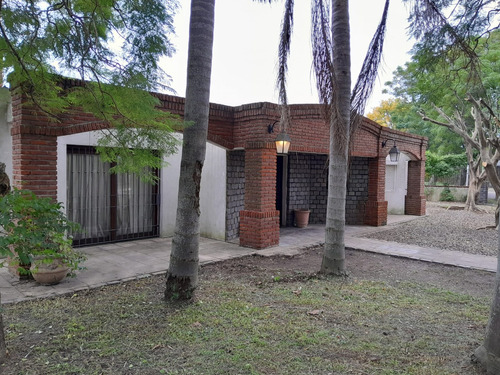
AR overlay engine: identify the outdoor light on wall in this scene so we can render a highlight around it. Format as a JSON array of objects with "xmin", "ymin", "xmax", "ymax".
[
  {"xmin": 275, "ymin": 132, "xmax": 291, "ymax": 155},
  {"xmin": 382, "ymin": 139, "xmax": 400, "ymax": 162},
  {"xmin": 268, "ymin": 121, "xmax": 291, "ymax": 154}
]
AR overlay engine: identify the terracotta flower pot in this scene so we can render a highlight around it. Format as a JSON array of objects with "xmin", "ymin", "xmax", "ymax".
[
  {"xmin": 294, "ymin": 210, "xmax": 310, "ymax": 228},
  {"xmin": 30, "ymin": 259, "xmax": 69, "ymax": 285}
]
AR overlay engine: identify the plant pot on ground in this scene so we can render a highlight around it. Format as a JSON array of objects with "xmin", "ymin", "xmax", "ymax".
[
  {"xmin": 30, "ymin": 258, "xmax": 69, "ymax": 285},
  {"xmin": 294, "ymin": 209, "xmax": 310, "ymax": 228},
  {"xmin": 0, "ymin": 189, "xmax": 85, "ymax": 282}
]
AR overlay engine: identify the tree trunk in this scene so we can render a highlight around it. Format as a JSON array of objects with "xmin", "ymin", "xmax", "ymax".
[
  {"xmin": 475, "ymin": 224, "xmax": 500, "ymax": 373},
  {"xmin": 482, "ymin": 163, "xmax": 500, "ymax": 226},
  {"xmin": 465, "ymin": 168, "xmax": 486, "ymax": 212},
  {"xmin": 164, "ymin": 0, "xmax": 215, "ymax": 300},
  {"xmin": 0, "ymin": 293, "xmax": 6, "ymax": 364},
  {"xmin": 320, "ymin": 0, "xmax": 350, "ymax": 275},
  {"xmin": 463, "ymin": 141, "xmax": 482, "ymax": 211}
]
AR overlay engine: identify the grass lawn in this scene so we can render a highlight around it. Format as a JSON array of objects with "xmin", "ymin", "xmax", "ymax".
[{"xmin": 1, "ymin": 248, "xmax": 492, "ymax": 374}]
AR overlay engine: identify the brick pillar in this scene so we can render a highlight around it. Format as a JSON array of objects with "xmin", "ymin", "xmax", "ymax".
[
  {"xmin": 239, "ymin": 142, "xmax": 280, "ymax": 249},
  {"xmin": 11, "ymin": 132, "xmax": 58, "ymax": 199},
  {"xmin": 364, "ymin": 156, "xmax": 388, "ymax": 226},
  {"xmin": 405, "ymin": 160, "xmax": 426, "ymax": 215}
]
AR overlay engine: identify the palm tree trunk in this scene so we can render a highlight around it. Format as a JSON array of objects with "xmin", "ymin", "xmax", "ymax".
[
  {"xmin": 320, "ymin": 0, "xmax": 350, "ymax": 275},
  {"xmin": 165, "ymin": 0, "xmax": 215, "ymax": 300}
]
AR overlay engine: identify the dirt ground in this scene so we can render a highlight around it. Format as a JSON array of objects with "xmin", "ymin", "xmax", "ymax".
[
  {"xmin": 201, "ymin": 245, "xmax": 496, "ymax": 303},
  {"xmin": 3, "ymin": 204, "xmax": 499, "ymax": 374},
  {"xmin": 2, "ymin": 244, "xmax": 496, "ymax": 374}
]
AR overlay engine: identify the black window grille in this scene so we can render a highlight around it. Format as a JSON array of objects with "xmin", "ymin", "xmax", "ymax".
[{"xmin": 66, "ymin": 145, "xmax": 160, "ymax": 247}]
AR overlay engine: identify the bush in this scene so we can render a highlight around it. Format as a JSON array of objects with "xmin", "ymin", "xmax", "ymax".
[{"xmin": 439, "ymin": 186, "xmax": 455, "ymax": 202}]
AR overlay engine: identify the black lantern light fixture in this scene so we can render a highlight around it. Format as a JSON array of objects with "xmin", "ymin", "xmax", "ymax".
[
  {"xmin": 268, "ymin": 121, "xmax": 291, "ymax": 155},
  {"xmin": 275, "ymin": 132, "xmax": 291, "ymax": 155},
  {"xmin": 382, "ymin": 139, "xmax": 400, "ymax": 162}
]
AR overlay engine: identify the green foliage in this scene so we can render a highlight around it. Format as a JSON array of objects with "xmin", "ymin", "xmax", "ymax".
[
  {"xmin": 0, "ymin": 0, "xmax": 180, "ymax": 181},
  {"xmin": 382, "ymin": 30, "xmax": 500, "ymax": 155},
  {"xmin": 439, "ymin": 186, "xmax": 455, "ymax": 202},
  {"xmin": 425, "ymin": 151, "xmax": 467, "ymax": 180},
  {"xmin": 0, "ymin": 189, "xmax": 85, "ymax": 274}
]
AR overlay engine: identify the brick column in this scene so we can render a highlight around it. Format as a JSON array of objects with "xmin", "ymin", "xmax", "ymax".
[
  {"xmin": 364, "ymin": 156, "xmax": 388, "ymax": 226},
  {"xmin": 405, "ymin": 160, "xmax": 426, "ymax": 215},
  {"xmin": 11, "ymin": 132, "xmax": 58, "ymax": 199},
  {"xmin": 239, "ymin": 142, "xmax": 280, "ymax": 249}
]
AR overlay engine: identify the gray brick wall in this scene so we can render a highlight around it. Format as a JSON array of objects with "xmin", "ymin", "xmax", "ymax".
[
  {"xmin": 226, "ymin": 150, "xmax": 245, "ymax": 240},
  {"xmin": 287, "ymin": 154, "xmax": 368, "ymax": 226},
  {"xmin": 226, "ymin": 152, "xmax": 368, "ymax": 236},
  {"xmin": 308, "ymin": 154, "xmax": 328, "ymax": 224},
  {"xmin": 287, "ymin": 153, "xmax": 328, "ymax": 225},
  {"xmin": 345, "ymin": 157, "xmax": 369, "ymax": 225}
]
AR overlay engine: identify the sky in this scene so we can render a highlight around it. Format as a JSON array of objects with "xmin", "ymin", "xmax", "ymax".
[{"xmin": 161, "ymin": 0, "xmax": 416, "ymax": 114}]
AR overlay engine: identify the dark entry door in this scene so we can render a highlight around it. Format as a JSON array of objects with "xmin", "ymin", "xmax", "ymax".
[
  {"xmin": 66, "ymin": 145, "xmax": 160, "ymax": 246},
  {"xmin": 276, "ymin": 155, "xmax": 288, "ymax": 226}
]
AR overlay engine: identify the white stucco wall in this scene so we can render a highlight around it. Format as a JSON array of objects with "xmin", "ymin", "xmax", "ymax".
[
  {"xmin": 199, "ymin": 142, "xmax": 227, "ymax": 240},
  {"xmin": 0, "ymin": 88, "xmax": 13, "ymax": 178},
  {"xmin": 160, "ymin": 139, "xmax": 227, "ymax": 240},
  {"xmin": 57, "ymin": 131, "xmax": 227, "ymax": 241},
  {"xmin": 385, "ymin": 153, "xmax": 410, "ymax": 215}
]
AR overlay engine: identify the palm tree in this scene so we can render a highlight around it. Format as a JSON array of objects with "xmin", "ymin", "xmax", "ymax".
[
  {"xmin": 165, "ymin": 0, "xmax": 274, "ymax": 300},
  {"xmin": 164, "ymin": 0, "xmax": 216, "ymax": 300},
  {"xmin": 277, "ymin": 0, "xmax": 390, "ymax": 275}
]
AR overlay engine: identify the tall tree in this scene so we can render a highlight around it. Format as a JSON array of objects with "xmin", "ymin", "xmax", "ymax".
[
  {"xmin": 476, "ymin": 223, "xmax": 500, "ymax": 374},
  {"xmin": 0, "ymin": 163, "xmax": 8, "ymax": 364},
  {"xmin": 420, "ymin": 104, "xmax": 494, "ymax": 211},
  {"xmin": 164, "ymin": 0, "xmax": 216, "ymax": 300},
  {"xmin": 382, "ymin": 29, "xmax": 500, "ymax": 155},
  {"xmin": 0, "ymin": 0, "xmax": 179, "ymax": 359},
  {"xmin": 399, "ymin": 2, "xmax": 500, "ymax": 370},
  {"xmin": 277, "ymin": 0, "xmax": 390, "ymax": 275},
  {"xmin": 164, "ymin": 0, "xmax": 274, "ymax": 299},
  {"xmin": 321, "ymin": 0, "xmax": 352, "ymax": 275},
  {"xmin": 0, "ymin": 0, "xmax": 180, "ymax": 181},
  {"xmin": 366, "ymin": 98, "xmax": 401, "ymax": 128}
]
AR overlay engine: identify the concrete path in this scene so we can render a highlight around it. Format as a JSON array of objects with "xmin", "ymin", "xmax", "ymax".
[{"xmin": 1, "ymin": 215, "xmax": 497, "ymax": 304}]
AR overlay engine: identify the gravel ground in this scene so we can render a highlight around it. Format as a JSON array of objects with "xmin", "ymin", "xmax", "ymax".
[{"xmin": 363, "ymin": 201, "xmax": 498, "ymax": 256}]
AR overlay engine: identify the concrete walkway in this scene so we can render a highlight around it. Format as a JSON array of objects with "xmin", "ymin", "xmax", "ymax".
[{"xmin": 1, "ymin": 215, "xmax": 497, "ymax": 304}]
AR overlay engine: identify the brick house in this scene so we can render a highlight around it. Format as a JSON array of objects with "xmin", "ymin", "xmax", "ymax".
[{"xmin": 0, "ymin": 86, "xmax": 427, "ymax": 250}]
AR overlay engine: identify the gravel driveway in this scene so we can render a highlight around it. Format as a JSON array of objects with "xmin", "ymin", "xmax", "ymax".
[{"xmin": 363, "ymin": 201, "xmax": 498, "ymax": 257}]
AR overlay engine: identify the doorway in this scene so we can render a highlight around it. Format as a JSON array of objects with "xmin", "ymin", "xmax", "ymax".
[{"xmin": 276, "ymin": 155, "xmax": 288, "ymax": 226}]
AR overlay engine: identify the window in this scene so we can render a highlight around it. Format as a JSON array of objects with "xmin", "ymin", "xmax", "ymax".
[{"xmin": 67, "ymin": 145, "xmax": 160, "ymax": 246}]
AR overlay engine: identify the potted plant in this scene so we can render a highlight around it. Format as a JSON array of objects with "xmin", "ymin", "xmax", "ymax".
[{"xmin": 0, "ymin": 189, "xmax": 85, "ymax": 284}]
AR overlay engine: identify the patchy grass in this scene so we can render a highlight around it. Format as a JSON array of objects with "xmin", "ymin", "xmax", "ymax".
[{"xmin": 1, "ymin": 250, "xmax": 491, "ymax": 375}]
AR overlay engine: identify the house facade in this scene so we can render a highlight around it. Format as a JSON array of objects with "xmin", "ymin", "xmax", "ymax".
[{"xmin": 0, "ymin": 86, "xmax": 427, "ymax": 249}]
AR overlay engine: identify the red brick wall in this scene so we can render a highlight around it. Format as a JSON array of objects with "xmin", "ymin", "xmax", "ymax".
[
  {"xmin": 10, "ymin": 85, "xmax": 427, "ymax": 245},
  {"xmin": 365, "ymin": 157, "xmax": 388, "ymax": 226},
  {"xmin": 406, "ymin": 160, "xmax": 426, "ymax": 215},
  {"xmin": 239, "ymin": 142, "xmax": 280, "ymax": 249},
  {"xmin": 239, "ymin": 211, "xmax": 280, "ymax": 249},
  {"xmin": 11, "ymin": 133, "xmax": 58, "ymax": 198}
]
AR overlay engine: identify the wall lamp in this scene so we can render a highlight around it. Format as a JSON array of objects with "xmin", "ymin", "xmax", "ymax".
[
  {"xmin": 382, "ymin": 139, "xmax": 400, "ymax": 162},
  {"xmin": 268, "ymin": 121, "xmax": 291, "ymax": 155}
]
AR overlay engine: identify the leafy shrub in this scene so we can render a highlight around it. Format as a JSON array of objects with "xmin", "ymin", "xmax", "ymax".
[{"xmin": 439, "ymin": 186, "xmax": 455, "ymax": 202}]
